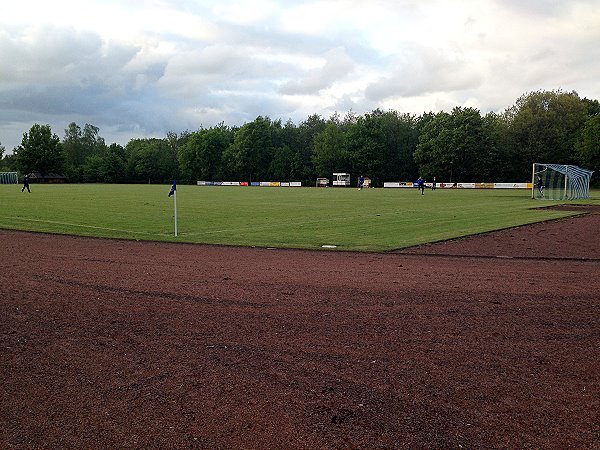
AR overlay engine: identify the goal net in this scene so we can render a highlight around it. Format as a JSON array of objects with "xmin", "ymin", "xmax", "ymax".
[
  {"xmin": 0, "ymin": 172, "xmax": 18, "ymax": 184},
  {"xmin": 532, "ymin": 163, "xmax": 594, "ymax": 200}
]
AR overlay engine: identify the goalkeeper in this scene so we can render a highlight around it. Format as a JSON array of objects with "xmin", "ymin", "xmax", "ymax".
[{"xmin": 536, "ymin": 176, "xmax": 544, "ymax": 197}]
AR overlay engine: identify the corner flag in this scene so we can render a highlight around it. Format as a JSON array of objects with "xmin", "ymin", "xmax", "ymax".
[{"xmin": 168, "ymin": 179, "xmax": 178, "ymax": 236}]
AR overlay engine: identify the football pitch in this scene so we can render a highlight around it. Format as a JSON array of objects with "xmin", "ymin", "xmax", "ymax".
[{"xmin": 1, "ymin": 183, "xmax": 597, "ymax": 251}]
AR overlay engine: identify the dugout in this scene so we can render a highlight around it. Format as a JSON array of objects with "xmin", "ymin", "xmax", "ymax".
[
  {"xmin": 332, "ymin": 173, "xmax": 350, "ymax": 187},
  {"xmin": 28, "ymin": 172, "xmax": 66, "ymax": 183}
]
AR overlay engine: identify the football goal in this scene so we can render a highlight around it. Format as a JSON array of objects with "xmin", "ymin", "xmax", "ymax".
[
  {"xmin": 0, "ymin": 172, "xmax": 18, "ymax": 184},
  {"xmin": 532, "ymin": 163, "xmax": 594, "ymax": 200}
]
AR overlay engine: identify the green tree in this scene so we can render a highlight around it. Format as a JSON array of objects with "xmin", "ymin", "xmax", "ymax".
[
  {"xmin": 0, "ymin": 141, "xmax": 12, "ymax": 172},
  {"xmin": 269, "ymin": 145, "xmax": 301, "ymax": 181},
  {"xmin": 414, "ymin": 107, "xmax": 487, "ymax": 182},
  {"xmin": 82, "ymin": 155, "xmax": 104, "ymax": 182},
  {"xmin": 223, "ymin": 116, "xmax": 274, "ymax": 182},
  {"xmin": 296, "ymin": 114, "xmax": 327, "ymax": 182},
  {"xmin": 100, "ymin": 144, "xmax": 127, "ymax": 183},
  {"xmin": 15, "ymin": 124, "xmax": 64, "ymax": 178},
  {"xmin": 479, "ymin": 112, "xmax": 513, "ymax": 181},
  {"xmin": 344, "ymin": 110, "xmax": 389, "ymax": 183},
  {"xmin": 1, "ymin": 153, "xmax": 17, "ymax": 172},
  {"xmin": 312, "ymin": 122, "xmax": 349, "ymax": 177},
  {"xmin": 377, "ymin": 110, "xmax": 419, "ymax": 182},
  {"xmin": 268, "ymin": 119, "xmax": 307, "ymax": 181},
  {"xmin": 413, "ymin": 111, "xmax": 453, "ymax": 181},
  {"xmin": 126, "ymin": 138, "xmax": 175, "ymax": 183},
  {"xmin": 178, "ymin": 125, "xmax": 233, "ymax": 182},
  {"xmin": 574, "ymin": 114, "xmax": 600, "ymax": 179},
  {"xmin": 506, "ymin": 90, "xmax": 588, "ymax": 179},
  {"xmin": 62, "ymin": 123, "xmax": 107, "ymax": 181},
  {"xmin": 582, "ymin": 97, "xmax": 600, "ymax": 116}
]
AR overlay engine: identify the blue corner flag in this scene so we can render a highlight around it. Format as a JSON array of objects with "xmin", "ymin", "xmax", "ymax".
[{"xmin": 168, "ymin": 179, "xmax": 178, "ymax": 237}]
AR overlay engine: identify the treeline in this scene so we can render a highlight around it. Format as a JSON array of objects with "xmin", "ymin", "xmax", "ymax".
[{"xmin": 2, "ymin": 90, "xmax": 599, "ymax": 186}]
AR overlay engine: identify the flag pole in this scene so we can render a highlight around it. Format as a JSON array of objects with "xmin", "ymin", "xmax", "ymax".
[
  {"xmin": 174, "ymin": 187, "xmax": 178, "ymax": 237},
  {"xmin": 169, "ymin": 179, "xmax": 178, "ymax": 237}
]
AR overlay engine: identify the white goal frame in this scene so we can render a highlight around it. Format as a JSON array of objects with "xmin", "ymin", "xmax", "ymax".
[
  {"xmin": 531, "ymin": 163, "xmax": 594, "ymax": 200},
  {"xmin": 0, "ymin": 172, "xmax": 18, "ymax": 184}
]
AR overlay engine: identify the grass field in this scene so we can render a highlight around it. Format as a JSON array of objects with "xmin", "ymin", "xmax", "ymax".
[{"xmin": 1, "ymin": 183, "xmax": 598, "ymax": 251}]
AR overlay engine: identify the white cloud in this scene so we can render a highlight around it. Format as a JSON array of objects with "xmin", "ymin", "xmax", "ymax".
[
  {"xmin": 279, "ymin": 47, "xmax": 355, "ymax": 95},
  {"xmin": 1, "ymin": 0, "xmax": 599, "ymax": 152}
]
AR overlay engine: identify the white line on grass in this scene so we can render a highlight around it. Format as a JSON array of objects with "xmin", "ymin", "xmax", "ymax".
[{"xmin": 5, "ymin": 217, "xmax": 169, "ymax": 237}]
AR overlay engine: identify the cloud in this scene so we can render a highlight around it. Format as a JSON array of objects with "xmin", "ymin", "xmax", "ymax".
[
  {"xmin": 493, "ymin": 0, "xmax": 596, "ymax": 17},
  {"xmin": 1, "ymin": 0, "xmax": 600, "ymax": 152},
  {"xmin": 279, "ymin": 47, "xmax": 355, "ymax": 95},
  {"xmin": 364, "ymin": 45, "xmax": 483, "ymax": 101}
]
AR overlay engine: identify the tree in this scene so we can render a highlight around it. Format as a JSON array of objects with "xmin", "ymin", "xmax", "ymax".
[
  {"xmin": 0, "ymin": 141, "xmax": 11, "ymax": 172},
  {"xmin": 1, "ymin": 141, "xmax": 17, "ymax": 171},
  {"xmin": 582, "ymin": 97, "xmax": 600, "ymax": 116},
  {"xmin": 345, "ymin": 110, "xmax": 388, "ymax": 183},
  {"xmin": 269, "ymin": 145, "xmax": 300, "ymax": 181},
  {"xmin": 223, "ymin": 116, "xmax": 274, "ymax": 182},
  {"xmin": 414, "ymin": 107, "xmax": 488, "ymax": 182},
  {"xmin": 100, "ymin": 144, "xmax": 127, "ymax": 183},
  {"xmin": 376, "ymin": 110, "xmax": 419, "ymax": 181},
  {"xmin": 126, "ymin": 138, "xmax": 175, "ymax": 183},
  {"xmin": 15, "ymin": 124, "xmax": 64, "ymax": 178},
  {"xmin": 178, "ymin": 125, "xmax": 233, "ymax": 182},
  {"xmin": 574, "ymin": 114, "xmax": 600, "ymax": 180},
  {"xmin": 506, "ymin": 90, "xmax": 588, "ymax": 179},
  {"xmin": 479, "ymin": 112, "xmax": 513, "ymax": 181},
  {"xmin": 63, "ymin": 122, "xmax": 107, "ymax": 182},
  {"xmin": 296, "ymin": 114, "xmax": 327, "ymax": 182},
  {"xmin": 275, "ymin": 119, "xmax": 305, "ymax": 181},
  {"xmin": 312, "ymin": 122, "xmax": 349, "ymax": 177},
  {"xmin": 81, "ymin": 124, "xmax": 106, "ymax": 157},
  {"xmin": 413, "ymin": 111, "xmax": 453, "ymax": 181},
  {"xmin": 83, "ymin": 155, "xmax": 104, "ymax": 182}
]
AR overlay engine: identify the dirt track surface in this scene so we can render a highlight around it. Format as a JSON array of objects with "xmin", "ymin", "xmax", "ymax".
[{"xmin": 2, "ymin": 207, "xmax": 600, "ymax": 449}]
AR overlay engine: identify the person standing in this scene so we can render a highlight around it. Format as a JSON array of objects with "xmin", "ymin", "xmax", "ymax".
[
  {"xmin": 21, "ymin": 174, "xmax": 30, "ymax": 193},
  {"xmin": 417, "ymin": 176, "xmax": 425, "ymax": 195},
  {"xmin": 358, "ymin": 175, "xmax": 364, "ymax": 190},
  {"xmin": 431, "ymin": 176, "xmax": 436, "ymax": 191},
  {"xmin": 536, "ymin": 176, "xmax": 544, "ymax": 197}
]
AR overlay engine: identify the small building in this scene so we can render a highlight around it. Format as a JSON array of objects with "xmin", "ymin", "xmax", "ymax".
[
  {"xmin": 28, "ymin": 172, "xmax": 67, "ymax": 183},
  {"xmin": 332, "ymin": 173, "xmax": 350, "ymax": 187}
]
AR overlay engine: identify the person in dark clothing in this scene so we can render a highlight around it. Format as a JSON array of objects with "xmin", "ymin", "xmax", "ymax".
[
  {"xmin": 536, "ymin": 176, "xmax": 544, "ymax": 197},
  {"xmin": 416, "ymin": 177, "xmax": 425, "ymax": 195},
  {"xmin": 431, "ymin": 176, "xmax": 436, "ymax": 190},
  {"xmin": 21, "ymin": 175, "xmax": 30, "ymax": 193}
]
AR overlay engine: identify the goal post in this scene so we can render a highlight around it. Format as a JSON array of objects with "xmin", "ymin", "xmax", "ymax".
[
  {"xmin": 532, "ymin": 163, "xmax": 594, "ymax": 200},
  {"xmin": 0, "ymin": 172, "xmax": 18, "ymax": 184}
]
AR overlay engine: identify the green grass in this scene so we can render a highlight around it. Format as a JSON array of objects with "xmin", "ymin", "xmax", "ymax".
[{"xmin": 1, "ymin": 183, "xmax": 598, "ymax": 251}]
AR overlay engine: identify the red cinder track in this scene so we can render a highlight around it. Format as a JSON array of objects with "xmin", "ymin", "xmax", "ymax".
[{"xmin": 2, "ymin": 207, "xmax": 599, "ymax": 449}]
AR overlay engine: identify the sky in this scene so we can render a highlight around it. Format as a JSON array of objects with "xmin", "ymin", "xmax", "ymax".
[{"xmin": 1, "ymin": 0, "xmax": 599, "ymax": 152}]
